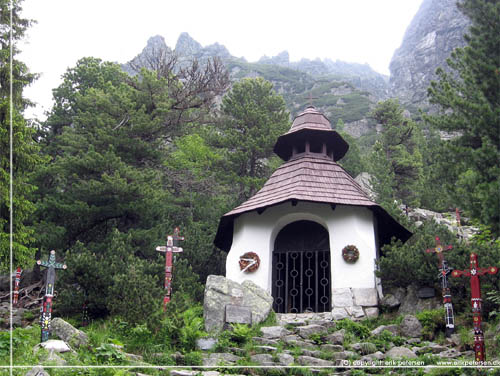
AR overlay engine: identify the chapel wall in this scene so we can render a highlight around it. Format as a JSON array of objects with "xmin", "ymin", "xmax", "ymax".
[{"xmin": 225, "ymin": 202, "xmax": 380, "ymax": 320}]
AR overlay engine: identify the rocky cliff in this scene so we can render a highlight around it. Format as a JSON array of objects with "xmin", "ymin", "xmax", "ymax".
[
  {"xmin": 123, "ymin": 33, "xmax": 381, "ymax": 133},
  {"xmin": 389, "ymin": 0, "xmax": 470, "ymax": 108}
]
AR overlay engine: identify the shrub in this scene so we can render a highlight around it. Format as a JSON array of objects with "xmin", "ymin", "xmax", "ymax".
[
  {"xmin": 94, "ymin": 343, "xmax": 127, "ymax": 364},
  {"xmin": 229, "ymin": 323, "xmax": 253, "ymax": 344},
  {"xmin": 335, "ymin": 319, "xmax": 371, "ymax": 339},
  {"xmin": 416, "ymin": 308, "xmax": 446, "ymax": 340},
  {"xmin": 182, "ymin": 351, "xmax": 203, "ymax": 366},
  {"xmin": 378, "ymin": 221, "xmax": 500, "ymax": 318}
]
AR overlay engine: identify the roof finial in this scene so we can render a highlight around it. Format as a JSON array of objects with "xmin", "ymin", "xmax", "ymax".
[{"xmin": 306, "ymin": 92, "xmax": 319, "ymax": 107}]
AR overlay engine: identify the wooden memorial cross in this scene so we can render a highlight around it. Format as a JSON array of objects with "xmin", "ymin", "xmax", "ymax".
[
  {"xmin": 37, "ymin": 250, "xmax": 67, "ymax": 342},
  {"xmin": 13, "ymin": 267, "xmax": 22, "ymax": 306},
  {"xmin": 425, "ymin": 236, "xmax": 455, "ymax": 336},
  {"xmin": 425, "ymin": 236, "xmax": 453, "ymax": 268},
  {"xmin": 438, "ymin": 260, "xmax": 455, "ymax": 336},
  {"xmin": 156, "ymin": 227, "xmax": 184, "ymax": 310},
  {"xmin": 452, "ymin": 253, "xmax": 498, "ymax": 362}
]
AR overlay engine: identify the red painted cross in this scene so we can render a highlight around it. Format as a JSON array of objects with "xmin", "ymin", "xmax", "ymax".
[
  {"xmin": 425, "ymin": 236, "xmax": 453, "ymax": 268},
  {"xmin": 452, "ymin": 253, "xmax": 498, "ymax": 362},
  {"xmin": 156, "ymin": 227, "xmax": 184, "ymax": 310}
]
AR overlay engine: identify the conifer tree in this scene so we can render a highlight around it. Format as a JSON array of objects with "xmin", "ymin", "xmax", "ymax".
[
  {"xmin": 218, "ymin": 78, "xmax": 289, "ymax": 201},
  {"xmin": 368, "ymin": 99, "xmax": 423, "ymax": 207},
  {"xmin": 425, "ymin": 0, "xmax": 499, "ymax": 232},
  {"xmin": 0, "ymin": 0, "xmax": 43, "ymax": 270}
]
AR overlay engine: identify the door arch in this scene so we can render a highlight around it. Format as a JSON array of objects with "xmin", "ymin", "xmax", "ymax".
[{"xmin": 272, "ymin": 220, "xmax": 331, "ymax": 313}]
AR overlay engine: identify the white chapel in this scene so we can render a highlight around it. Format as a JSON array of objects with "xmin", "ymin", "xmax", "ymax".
[{"xmin": 214, "ymin": 106, "xmax": 411, "ymax": 318}]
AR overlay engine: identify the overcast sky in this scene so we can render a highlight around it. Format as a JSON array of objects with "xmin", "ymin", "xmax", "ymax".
[{"xmin": 19, "ymin": 0, "xmax": 423, "ymax": 120}]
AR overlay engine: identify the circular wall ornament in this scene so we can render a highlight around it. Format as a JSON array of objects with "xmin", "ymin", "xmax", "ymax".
[
  {"xmin": 342, "ymin": 245, "xmax": 359, "ymax": 263},
  {"xmin": 239, "ymin": 252, "xmax": 260, "ymax": 273}
]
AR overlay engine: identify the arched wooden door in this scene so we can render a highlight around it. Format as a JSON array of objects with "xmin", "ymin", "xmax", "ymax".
[{"xmin": 272, "ymin": 220, "xmax": 331, "ymax": 313}]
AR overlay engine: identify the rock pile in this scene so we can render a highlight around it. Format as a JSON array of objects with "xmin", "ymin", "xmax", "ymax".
[{"xmin": 192, "ymin": 313, "xmax": 479, "ymax": 369}]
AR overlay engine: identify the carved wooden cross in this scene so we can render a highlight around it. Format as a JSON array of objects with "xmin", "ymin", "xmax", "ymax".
[
  {"xmin": 13, "ymin": 267, "xmax": 22, "ymax": 306},
  {"xmin": 425, "ymin": 236, "xmax": 453, "ymax": 268},
  {"xmin": 37, "ymin": 250, "xmax": 67, "ymax": 342},
  {"xmin": 452, "ymin": 253, "xmax": 498, "ymax": 362},
  {"xmin": 425, "ymin": 236, "xmax": 454, "ymax": 335},
  {"xmin": 438, "ymin": 260, "xmax": 455, "ymax": 336},
  {"xmin": 156, "ymin": 227, "xmax": 184, "ymax": 310}
]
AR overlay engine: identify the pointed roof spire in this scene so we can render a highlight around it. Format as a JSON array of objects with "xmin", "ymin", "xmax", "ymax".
[{"xmin": 273, "ymin": 106, "xmax": 349, "ymax": 161}]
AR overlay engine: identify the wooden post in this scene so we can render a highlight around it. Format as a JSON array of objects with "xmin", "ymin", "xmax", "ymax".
[
  {"xmin": 156, "ymin": 227, "xmax": 184, "ymax": 310},
  {"xmin": 452, "ymin": 253, "xmax": 498, "ymax": 362},
  {"xmin": 425, "ymin": 236, "xmax": 455, "ymax": 336},
  {"xmin": 37, "ymin": 250, "xmax": 67, "ymax": 342},
  {"xmin": 13, "ymin": 267, "xmax": 21, "ymax": 307}
]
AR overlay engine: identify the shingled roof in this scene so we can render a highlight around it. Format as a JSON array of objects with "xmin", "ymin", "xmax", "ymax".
[
  {"xmin": 214, "ymin": 154, "xmax": 411, "ymax": 251},
  {"xmin": 214, "ymin": 107, "xmax": 412, "ymax": 251},
  {"xmin": 274, "ymin": 106, "xmax": 349, "ymax": 161}
]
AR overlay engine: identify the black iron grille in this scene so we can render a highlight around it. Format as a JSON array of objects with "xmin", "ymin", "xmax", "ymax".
[{"xmin": 272, "ymin": 249, "xmax": 331, "ymax": 313}]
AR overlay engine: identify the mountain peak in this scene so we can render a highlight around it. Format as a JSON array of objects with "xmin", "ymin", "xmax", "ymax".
[
  {"xmin": 258, "ymin": 51, "xmax": 290, "ymax": 65},
  {"xmin": 175, "ymin": 32, "xmax": 203, "ymax": 55}
]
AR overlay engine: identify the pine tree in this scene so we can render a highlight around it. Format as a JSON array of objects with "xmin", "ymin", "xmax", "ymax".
[
  {"xmin": 425, "ymin": 0, "xmax": 500, "ymax": 232},
  {"xmin": 218, "ymin": 78, "xmax": 289, "ymax": 201},
  {"xmin": 0, "ymin": 0, "xmax": 43, "ymax": 270},
  {"xmin": 368, "ymin": 99, "xmax": 423, "ymax": 207}
]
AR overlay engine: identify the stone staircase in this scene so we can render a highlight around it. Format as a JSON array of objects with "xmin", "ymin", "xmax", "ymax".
[{"xmin": 189, "ymin": 313, "xmax": 481, "ymax": 373}]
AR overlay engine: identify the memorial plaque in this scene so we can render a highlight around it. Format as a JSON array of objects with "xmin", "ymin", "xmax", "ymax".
[
  {"xmin": 225, "ymin": 304, "xmax": 252, "ymax": 325},
  {"xmin": 417, "ymin": 287, "xmax": 436, "ymax": 299}
]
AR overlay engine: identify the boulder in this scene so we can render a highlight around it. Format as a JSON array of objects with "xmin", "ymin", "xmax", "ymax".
[
  {"xmin": 371, "ymin": 324, "xmax": 399, "ymax": 336},
  {"xmin": 385, "ymin": 346, "xmax": 417, "ymax": 359},
  {"xmin": 351, "ymin": 342, "xmax": 378, "ymax": 355},
  {"xmin": 364, "ymin": 307, "xmax": 379, "ymax": 319},
  {"xmin": 0, "ymin": 303, "xmax": 25, "ymax": 329},
  {"xmin": 326, "ymin": 329, "xmax": 345, "ymax": 345},
  {"xmin": 438, "ymin": 348, "xmax": 461, "ymax": 358},
  {"xmin": 320, "ymin": 344, "xmax": 343, "ymax": 352},
  {"xmin": 308, "ymin": 319, "xmax": 336, "ymax": 329},
  {"xmin": 25, "ymin": 367, "xmax": 50, "ymax": 376},
  {"xmin": 202, "ymin": 352, "xmax": 242, "ymax": 366},
  {"xmin": 42, "ymin": 350, "xmax": 67, "ymax": 366},
  {"xmin": 399, "ymin": 315, "xmax": 422, "ymax": 338},
  {"xmin": 282, "ymin": 337, "xmax": 318, "ymax": 350},
  {"xmin": 296, "ymin": 324, "xmax": 327, "ymax": 339},
  {"xmin": 250, "ymin": 353, "xmax": 274, "ymax": 365},
  {"xmin": 252, "ymin": 337, "xmax": 279, "ymax": 346},
  {"xmin": 345, "ymin": 305, "xmax": 365, "ymax": 319},
  {"xmin": 203, "ymin": 275, "xmax": 273, "ymax": 332},
  {"xmin": 277, "ymin": 353, "xmax": 294, "ymax": 365},
  {"xmin": 196, "ymin": 337, "xmax": 218, "ymax": 351},
  {"xmin": 331, "ymin": 307, "xmax": 349, "ymax": 320},
  {"xmin": 260, "ymin": 326, "xmax": 291, "ymax": 339},
  {"xmin": 38, "ymin": 339, "xmax": 71, "ymax": 353},
  {"xmin": 297, "ymin": 355, "xmax": 335, "ymax": 366},
  {"xmin": 50, "ymin": 317, "xmax": 89, "ymax": 348},
  {"xmin": 380, "ymin": 294, "xmax": 400, "ymax": 309}
]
